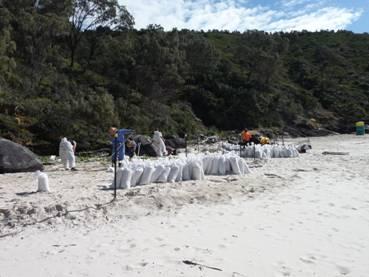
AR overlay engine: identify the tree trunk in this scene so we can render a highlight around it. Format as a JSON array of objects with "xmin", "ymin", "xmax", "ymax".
[{"xmin": 70, "ymin": 47, "xmax": 75, "ymax": 68}]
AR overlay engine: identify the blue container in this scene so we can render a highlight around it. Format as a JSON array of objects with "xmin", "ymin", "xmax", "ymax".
[
  {"xmin": 356, "ymin": 126, "xmax": 365, "ymax": 135},
  {"xmin": 356, "ymin": 121, "xmax": 365, "ymax": 135}
]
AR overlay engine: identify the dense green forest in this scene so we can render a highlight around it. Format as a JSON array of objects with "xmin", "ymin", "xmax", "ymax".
[{"xmin": 1, "ymin": 0, "xmax": 369, "ymax": 153}]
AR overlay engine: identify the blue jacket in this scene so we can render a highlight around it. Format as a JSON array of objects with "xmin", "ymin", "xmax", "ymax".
[{"xmin": 112, "ymin": 129, "xmax": 132, "ymax": 161}]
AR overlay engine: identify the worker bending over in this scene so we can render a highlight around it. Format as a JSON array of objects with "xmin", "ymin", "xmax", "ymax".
[
  {"xmin": 240, "ymin": 128, "xmax": 253, "ymax": 145},
  {"xmin": 109, "ymin": 127, "xmax": 133, "ymax": 165},
  {"xmin": 125, "ymin": 137, "xmax": 137, "ymax": 160}
]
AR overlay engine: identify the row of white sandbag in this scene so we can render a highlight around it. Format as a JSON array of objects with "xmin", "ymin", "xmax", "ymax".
[
  {"xmin": 240, "ymin": 144, "xmax": 299, "ymax": 159},
  {"xmin": 202, "ymin": 154, "xmax": 250, "ymax": 175},
  {"xmin": 114, "ymin": 153, "xmax": 250, "ymax": 189},
  {"xmin": 222, "ymin": 143, "xmax": 299, "ymax": 159}
]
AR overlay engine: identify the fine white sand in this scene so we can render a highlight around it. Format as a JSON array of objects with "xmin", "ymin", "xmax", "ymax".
[{"xmin": 1, "ymin": 134, "xmax": 369, "ymax": 276}]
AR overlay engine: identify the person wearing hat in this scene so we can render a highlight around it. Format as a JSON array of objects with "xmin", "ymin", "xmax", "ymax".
[{"xmin": 109, "ymin": 127, "xmax": 133, "ymax": 165}]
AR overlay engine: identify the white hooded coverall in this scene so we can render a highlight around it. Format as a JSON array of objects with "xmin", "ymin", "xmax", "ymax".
[
  {"xmin": 152, "ymin": 131, "xmax": 167, "ymax": 157},
  {"xmin": 59, "ymin": 138, "xmax": 76, "ymax": 169}
]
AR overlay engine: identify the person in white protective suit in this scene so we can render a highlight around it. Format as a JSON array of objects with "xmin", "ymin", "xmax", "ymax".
[
  {"xmin": 59, "ymin": 137, "xmax": 77, "ymax": 171},
  {"xmin": 152, "ymin": 130, "xmax": 167, "ymax": 157}
]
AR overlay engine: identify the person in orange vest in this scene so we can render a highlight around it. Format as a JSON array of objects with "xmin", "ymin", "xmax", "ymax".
[{"xmin": 241, "ymin": 128, "xmax": 253, "ymax": 144}]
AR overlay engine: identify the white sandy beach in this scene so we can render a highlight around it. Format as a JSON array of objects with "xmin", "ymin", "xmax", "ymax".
[{"xmin": 1, "ymin": 134, "xmax": 369, "ymax": 276}]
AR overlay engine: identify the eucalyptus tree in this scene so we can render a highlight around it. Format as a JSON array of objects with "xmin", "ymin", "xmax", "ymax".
[{"xmin": 67, "ymin": 0, "xmax": 134, "ymax": 67}]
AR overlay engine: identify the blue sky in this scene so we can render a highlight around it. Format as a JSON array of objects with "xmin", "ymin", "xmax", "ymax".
[{"xmin": 121, "ymin": 0, "xmax": 369, "ymax": 33}]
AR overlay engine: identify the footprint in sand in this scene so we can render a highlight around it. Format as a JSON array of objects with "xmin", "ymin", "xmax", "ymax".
[
  {"xmin": 275, "ymin": 267, "xmax": 291, "ymax": 277},
  {"xmin": 193, "ymin": 247, "xmax": 212, "ymax": 254},
  {"xmin": 139, "ymin": 262, "xmax": 148, "ymax": 267},
  {"xmin": 118, "ymin": 247, "xmax": 129, "ymax": 253},
  {"xmin": 125, "ymin": 265, "xmax": 134, "ymax": 271},
  {"xmin": 336, "ymin": 265, "xmax": 351, "ymax": 275},
  {"xmin": 299, "ymin": 255, "xmax": 316, "ymax": 264},
  {"xmin": 274, "ymin": 261, "xmax": 292, "ymax": 277},
  {"xmin": 332, "ymin": 227, "xmax": 339, "ymax": 232}
]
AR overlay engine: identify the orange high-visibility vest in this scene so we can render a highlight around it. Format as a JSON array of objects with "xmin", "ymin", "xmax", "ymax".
[{"xmin": 241, "ymin": 131, "xmax": 252, "ymax": 142}]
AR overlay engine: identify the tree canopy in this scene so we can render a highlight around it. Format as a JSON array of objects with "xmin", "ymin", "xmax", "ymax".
[{"xmin": 1, "ymin": 1, "xmax": 369, "ymax": 153}]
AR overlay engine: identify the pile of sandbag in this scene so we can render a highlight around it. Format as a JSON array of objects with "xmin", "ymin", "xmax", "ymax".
[
  {"xmin": 202, "ymin": 153, "xmax": 250, "ymax": 175},
  {"xmin": 113, "ymin": 153, "xmax": 250, "ymax": 189},
  {"xmin": 222, "ymin": 143, "xmax": 299, "ymax": 159}
]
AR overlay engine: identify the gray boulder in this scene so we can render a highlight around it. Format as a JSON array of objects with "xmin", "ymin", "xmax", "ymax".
[
  {"xmin": 133, "ymin": 135, "xmax": 157, "ymax": 157},
  {"xmin": 164, "ymin": 136, "xmax": 186, "ymax": 149},
  {"xmin": 0, "ymin": 138, "xmax": 44, "ymax": 174},
  {"xmin": 204, "ymin": 135, "xmax": 219, "ymax": 144}
]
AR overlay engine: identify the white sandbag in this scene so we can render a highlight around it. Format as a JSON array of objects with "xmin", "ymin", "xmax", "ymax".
[
  {"xmin": 200, "ymin": 162, "xmax": 205, "ymax": 179},
  {"xmin": 120, "ymin": 159, "xmax": 129, "ymax": 168},
  {"xmin": 168, "ymin": 164, "xmax": 180, "ymax": 183},
  {"xmin": 202, "ymin": 156, "xmax": 212, "ymax": 174},
  {"xmin": 111, "ymin": 167, "xmax": 124, "ymax": 188},
  {"xmin": 120, "ymin": 167, "xmax": 133, "ymax": 189},
  {"xmin": 182, "ymin": 163, "xmax": 191, "ymax": 181},
  {"xmin": 237, "ymin": 158, "xmax": 251, "ymax": 175},
  {"xmin": 281, "ymin": 147, "xmax": 288, "ymax": 158},
  {"xmin": 130, "ymin": 167, "xmax": 144, "ymax": 187},
  {"xmin": 157, "ymin": 166, "xmax": 171, "ymax": 183},
  {"xmin": 265, "ymin": 147, "xmax": 272, "ymax": 159},
  {"xmin": 210, "ymin": 157, "xmax": 219, "ymax": 175},
  {"xmin": 224, "ymin": 157, "xmax": 231, "ymax": 174},
  {"xmin": 191, "ymin": 161, "xmax": 204, "ymax": 180},
  {"xmin": 224, "ymin": 142, "xmax": 300, "ymax": 159},
  {"xmin": 218, "ymin": 156, "xmax": 226, "ymax": 175},
  {"xmin": 246, "ymin": 147, "xmax": 253, "ymax": 158},
  {"xmin": 230, "ymin": 156, "xmax": 241, "ymax": 174},
  {"xmin": 139, "ymin": 166, "xmax": 154, "ymax": 185},
  {"xmin": 272, "ymin": 146, "xmax": 280, "ymax": 158},
  {"xmin": 151, "ymin": 165, "xmax": 165, "ymax": 183},
  {"xmin": 35, "ymin": 171, "xmax": 49, "ymax": 192},
  {"xmin": 284, "ymin": 149, "xmax": 290, "ymax": 157},
  {"xmin": 175, "ymin": 163, "xmax": 183, "ymax": 182},
  {"xmin": 255, "ymin": 147, "xmax": 263, "ymax": 159},
  {"xmin": 236, "ymin": 157, "xmax": 244, "ymax": 175},
  {"xmin": 261, "ymin": 148, "xmax": 267, "ymax": 159},
  {"xmin": 292, "ymin": 147, "xmax": 299, "ymax": 157}
]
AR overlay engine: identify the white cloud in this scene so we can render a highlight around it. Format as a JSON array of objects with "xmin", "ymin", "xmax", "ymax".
[
  {"xmin": 120, "ymin": 0, "xmax": 362, "ymax": 32},
  {"xmin": 280, "ymin": 0, "xmax": 314, "ymax": 8},
  {"xmin": 269, "ymin": 7, "xmax": 363, "ymax": 32}
]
